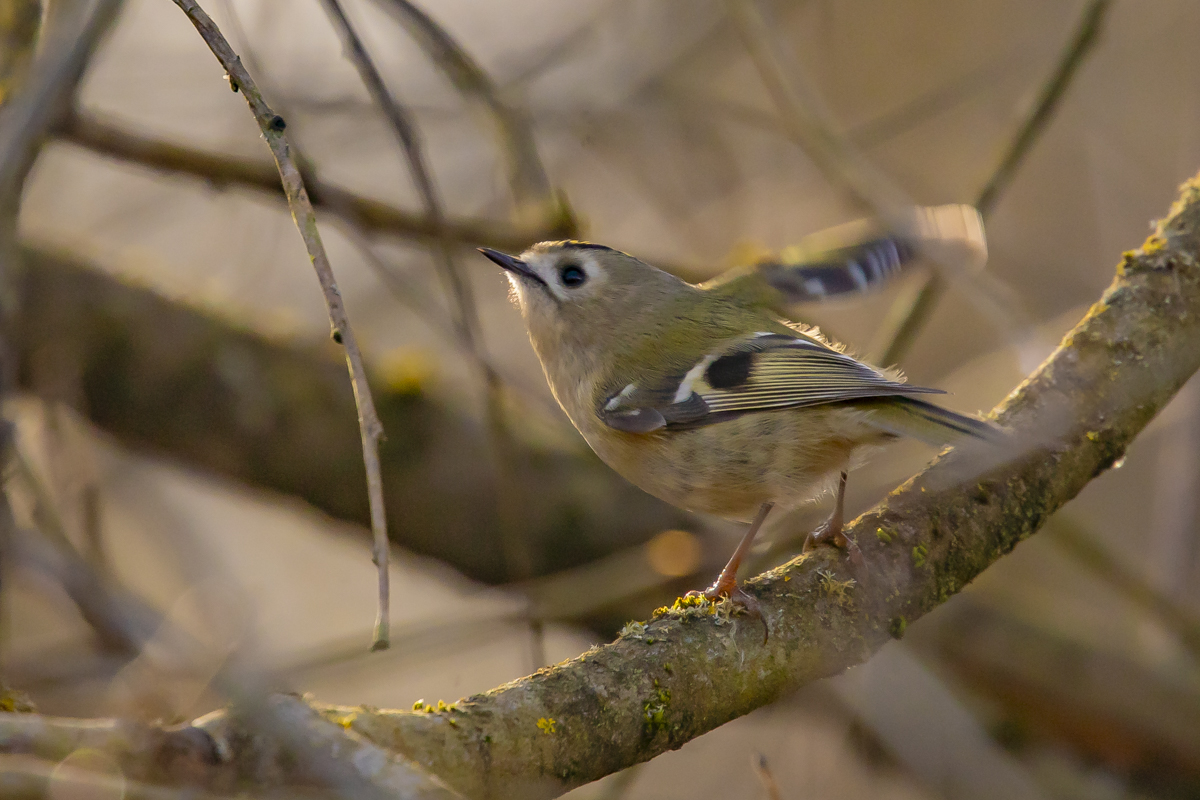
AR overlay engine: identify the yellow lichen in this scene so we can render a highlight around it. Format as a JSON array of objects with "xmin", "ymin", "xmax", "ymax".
[
  {"xmin": 537, "ymin": 717, "xmax": 557, "ymax": 734},
  {"xmin": 817, "ymin": 568, "xmax": 856, "ymax": 606},
  {"xmin": 619, "ymin": 620, "xmax": 648, "ymax": 637}
]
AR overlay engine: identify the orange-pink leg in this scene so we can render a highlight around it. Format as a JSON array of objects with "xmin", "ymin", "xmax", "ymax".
[{"xmin": 804, "ymin": 471, "xmax": 865, "ymax": 570}]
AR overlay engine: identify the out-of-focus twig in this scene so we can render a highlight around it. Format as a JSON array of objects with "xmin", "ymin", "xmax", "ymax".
[
  {"xmin": 0, "ymin": 0, "xmax": 41, "ymax": 106},
  {"xmin": 724, "ymin": 0, "xmax": 1037, "ymax": 366},
  {"xmin": 0, "ymin": 754, "xmax": 243, "ymax": 800},
  {"xmin": 368, "ymin": 0, "xmax": 554, "ymax": 213},
  {"xmin": 1045, "ymin": 514, "xmax": 1200, "ymax": 661},
  {"xmin": 723, "ymin": 0, "xmax": 910, "ymax": 216},
  {"xmin": 317, "ymin": 0, "xmax": 475, "ymax": 337},
  {"xmin": 9, "ymin": 446, "xmax": 157, "ymax": 654},
  {"xmin": 2, "ymin": 463, "xmax": 455, "ymax": 796},
  {"xmin": 56, "ymin": 112, "xmax": 570, "ymax": 251},
  {"xmin": 317, "ymin": 0, "xmax": 497, "ymax": 392},
  {"xmin": 0, "ymin": 0, "xmax": 124, "ymax": 668},
  {"xmin": 167, "ymin": 0, "xmax": 392, "ymax": 652},
  {"xmin": 751, "ymin": 754, "xmax": 782, "ymax": 800},
  {"xmin": 0, "ymin": 0, "xmax": 124, "ymax": 228},
  {"xmin": 924, "ymin": 597, "xmax": 1200, "ymax": 780},
  {"xmin": 498, "ymin": 0, "xmax": 628, "ymax": 92},
  {"xmin": 874, "ymin": 0, "xmax": 1112, "ymax": 366}
]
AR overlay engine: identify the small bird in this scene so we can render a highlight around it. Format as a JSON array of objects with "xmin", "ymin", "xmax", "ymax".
[{"xmin": 480, "ymin": 205, "xmax": 995, "ymax": 610}]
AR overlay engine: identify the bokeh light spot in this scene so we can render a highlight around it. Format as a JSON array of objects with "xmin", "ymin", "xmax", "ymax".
[{"xmin": 645, "ymin": 529, "xmax": 700, "ymax": 577}]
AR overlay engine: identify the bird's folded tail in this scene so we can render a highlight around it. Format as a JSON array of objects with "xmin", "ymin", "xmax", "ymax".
[{"xmin": 856, "ymin": 396, "xmax": 1000, "ymax": 448}]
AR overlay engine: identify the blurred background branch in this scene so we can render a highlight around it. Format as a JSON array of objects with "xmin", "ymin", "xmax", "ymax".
[
  {"xmin": 873, "ymin": 0, "xmax": 1112, "ymax": 366},
  {"xmin": 57, "ymin": 112, "xmax": 576, "ymax": 252}
]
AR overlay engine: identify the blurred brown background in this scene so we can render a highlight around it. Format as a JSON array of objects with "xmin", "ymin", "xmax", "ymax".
[{"xmin": 5, "ymin": 0, "xmax": 1200, "ymax": 798}]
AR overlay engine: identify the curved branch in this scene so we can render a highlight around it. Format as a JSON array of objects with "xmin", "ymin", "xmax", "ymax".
[
  {"xmin": 167, "ymin": 0, "xmax": 394, "ymax": 649},
  {"xmin": 306, "ymin": 172, "xmax": 1200, "ymax": 797}
]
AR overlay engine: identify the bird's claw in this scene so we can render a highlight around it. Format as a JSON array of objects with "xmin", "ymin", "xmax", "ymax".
[
  {"xmin": 803, "ymin": 524, "xmax": 867, "ymax": 581},
  {"xmin": 685, "ymin": 583, "xmax": 769, "ymax": 643}
]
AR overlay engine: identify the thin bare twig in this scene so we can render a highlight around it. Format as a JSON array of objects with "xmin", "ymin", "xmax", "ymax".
[
  {"xmin": 874, "ymin": 0, "xmax": 1112, "ymax": 366},
  {"xmin": 317, "ymin": 2, "xmax": 539, "ymax": 669},
  {"xmin": 8, "ymin": 444, "xmax": 156, "ymax": 654},
  {"xmin": 724, "ymin": 0, "xmax": 1041, "ymax": 366},
  {"xmin": 319, "ymin": 1, "xmax": 544, "ymax": 671},
  {"xmin": 367, "ymin": 0, "xmax": 554, "ymax": 212},
  {"xmin": 167, "ymin": 0, "xmax": 392, "ymax": 651},
  {"xmin": 0, "ymin": 0, "xmax": 124, "ymax": 222},
  {"xmin": 722, "ymin": 0, "xmax": 1096, "ymax": 373},
  {"xmin": 0, "ymin": 0, "xmax": 125, "ymax": 671},
  {"xmin": 723, "ymin": 0, "xmax": 907, "ymax": 217}
]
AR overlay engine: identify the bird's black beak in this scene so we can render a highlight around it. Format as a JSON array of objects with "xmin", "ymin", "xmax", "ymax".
[{"xmin": 478, "ymin": 248, "xmax": 546, "ymax": 286}]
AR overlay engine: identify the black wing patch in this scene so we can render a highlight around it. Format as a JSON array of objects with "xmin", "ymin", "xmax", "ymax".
[
  {"xmin": 598, "ymin": 334, "xmax": 942, "ymax": 433},
  {"xmin": 705, "ymin": 350, "xmax": 754, "ymax": 389}
]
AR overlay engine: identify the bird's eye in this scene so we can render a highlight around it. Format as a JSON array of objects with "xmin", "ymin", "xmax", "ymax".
[{"xmin": 560, "ymin": 264, "xmax": 587, "ymax": 288}]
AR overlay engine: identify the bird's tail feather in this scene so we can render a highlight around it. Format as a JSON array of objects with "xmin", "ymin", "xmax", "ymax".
[{"xmin": 859, "ymin": 396, "xmax": 999, "ymax": 448}]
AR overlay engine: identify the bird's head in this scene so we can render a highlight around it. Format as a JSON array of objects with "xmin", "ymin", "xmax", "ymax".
[{"xmin": 479, "ymin": 241, "xmax": 684, "ymax": 357}]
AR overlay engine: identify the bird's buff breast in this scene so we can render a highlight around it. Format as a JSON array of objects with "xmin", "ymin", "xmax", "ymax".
[{"xmin": 576, "ymin": 407, "xmax": 873, "ymax": 523}]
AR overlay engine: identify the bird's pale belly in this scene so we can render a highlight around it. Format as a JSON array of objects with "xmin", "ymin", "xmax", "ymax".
[{"xmin": 579, "ymin": 406, "xmax": 890, "ymax": 522}]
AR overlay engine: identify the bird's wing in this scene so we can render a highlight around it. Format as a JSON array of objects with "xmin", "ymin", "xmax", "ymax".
[
  {"xmin": 703, "ymin": 204, "xmax": 986, "ymax": 306},
  {"xmin": 597, "ymin": 333, "xmax": 943, "ymax": 433}
]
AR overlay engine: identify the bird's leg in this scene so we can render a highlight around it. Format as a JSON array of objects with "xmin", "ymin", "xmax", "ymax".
[
  {"xmin": 803, "ymin": 471, "xmax": 865, "ymax": 568},
  {"xmin": 688, "ymin": 501, "xmax": 773, "ymax": 610}
]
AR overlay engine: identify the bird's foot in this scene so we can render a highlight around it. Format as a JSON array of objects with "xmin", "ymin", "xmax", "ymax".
[
  {"xmin": 803, "ymin": 519, "xmax": 867, "ymax": 576},
  {"xmin": 685, "ymin": 580, "xmax": 769, "ymax": 642}
]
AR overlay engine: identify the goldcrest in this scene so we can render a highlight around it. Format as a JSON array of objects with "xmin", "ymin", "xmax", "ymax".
[{"xmin": 480, "ymin": 204, "xmax": 994, "ymax": 606}]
